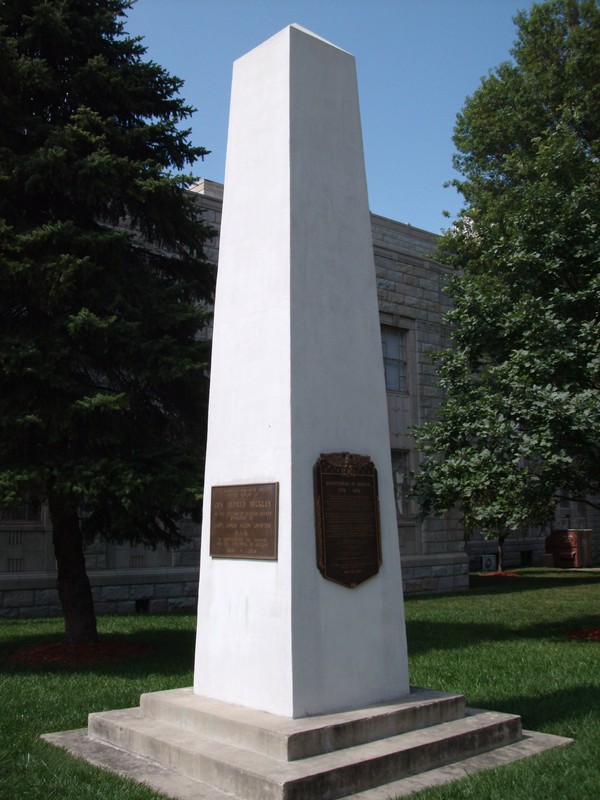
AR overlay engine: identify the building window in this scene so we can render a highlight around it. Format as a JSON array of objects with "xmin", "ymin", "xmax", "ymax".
[
  {"xmin": 391, "ymin": 450, "xmax": 411, "ymax": 521},
  {"xmin": 8, "ymin": 530, "xmax": 23, "ymax": 546},
  {"xmin": 381, "ymin": 327, "xmax": 407, "ymax": 392},
  {"xmin": 0, "ymin": 495, "xmax": 41, "ymax": 525}
]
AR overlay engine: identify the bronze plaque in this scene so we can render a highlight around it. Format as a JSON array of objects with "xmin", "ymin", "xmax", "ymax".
[
  {"xmin": 314, "ymin": 453, "xmax": 382, "ymax": 588},
  {"xmin": 210, "ymin": 483, "xmax": 278, "ymax": 560}
]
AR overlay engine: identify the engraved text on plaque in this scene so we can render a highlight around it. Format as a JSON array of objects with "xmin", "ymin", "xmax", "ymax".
[
  {"xmin": 314, "ymin": 453, "xmax": 382, "ymax": 587},
  {"xmin": 210, "ymin": 483, "xmax": 279, "ymax": 559}
]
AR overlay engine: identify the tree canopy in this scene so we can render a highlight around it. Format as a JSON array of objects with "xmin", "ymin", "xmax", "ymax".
[
  {"xmin": 412, "ymin": 0, "xmax": 600, "ymax": 555},
  {"xmin": 0, "ymin": 0, "xmax": 214, "ymax": 640}
]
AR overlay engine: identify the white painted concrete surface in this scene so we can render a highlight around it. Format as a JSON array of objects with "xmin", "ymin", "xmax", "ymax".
[{"xmin": 194, "ymin": 24, "xmax": 409, "ymax": 718}]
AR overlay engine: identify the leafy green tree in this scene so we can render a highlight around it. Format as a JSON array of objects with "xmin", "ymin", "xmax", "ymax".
[
  {"xmin": 0, "ymin": 0, "xmax": 214, "ymax": 641},
  {"xmin": 412, "ymin": 0, "xmax": 600, "ymax": 569}
]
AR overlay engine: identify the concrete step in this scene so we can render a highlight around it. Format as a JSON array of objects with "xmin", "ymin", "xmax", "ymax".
[
  {"xmin": 88, "ymin": 702, "xmax": 522, "ymax": 800},
  {"xmin": 139, "ymin": 686, "xmax": 466, "ymax": 760},
  {"xmin": 43, "ymin": 724, "xmax": 574, "ymax": 800}
]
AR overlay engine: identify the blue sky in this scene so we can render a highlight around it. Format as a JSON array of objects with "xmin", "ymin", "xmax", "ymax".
[{"xmin": 126, "ymin": 0, "xmax": 536, "ymax": 234}]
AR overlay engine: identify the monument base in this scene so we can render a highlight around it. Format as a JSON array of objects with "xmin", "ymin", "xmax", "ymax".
[{"xmin": 43, "ymin": 687, "xmax": 571, "ymax": 800}]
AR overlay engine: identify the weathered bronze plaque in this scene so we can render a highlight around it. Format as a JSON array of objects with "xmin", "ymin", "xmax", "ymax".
[
  {"xmin": 210, "ymin": 483, "xmax": 279, "ymax": 560},
  {"xmin": 314, "ymin": 453, "xmax": 382, "ymax": 588}
]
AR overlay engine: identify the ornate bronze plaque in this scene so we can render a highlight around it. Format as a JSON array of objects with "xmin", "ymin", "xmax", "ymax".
[
  {"xmin": 314, "ymin": 453, "xmax": 382, "ymax": 588},
  {"xmin": 210, "ymin": 483, "xmax": 278, "ymax": 560}
]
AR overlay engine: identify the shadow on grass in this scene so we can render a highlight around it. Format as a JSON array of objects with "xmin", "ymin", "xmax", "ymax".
[
  {"xmin": 479, "ymin": 683, "xmax": 600, "ymax": 732},
  {"xmin": 406, "ymin": 613, "xmax": 600, "ymax": 656},
  {"xmin": 0, "ymin": 625, "xmax": 196, "ymax": 679},
  {"xmin": 467, "ymin": 569, "xmax": 600, "ymax": 596}
]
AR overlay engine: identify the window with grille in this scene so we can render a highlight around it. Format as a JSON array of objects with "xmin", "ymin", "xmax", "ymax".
[
  {"xmin": 381, "ymin": 327, "xmax": 407, "ymax": 392},
  {"xmin": 391, "ymin": 450, "xmax": 411, "ymax": 521},
  {"xmin": 8, "ymin": 530, "xmax": 23, "ymax": 545},
  {"xmin": 0, "ymin": 495, "xmax": 41, "ymax": 525}
]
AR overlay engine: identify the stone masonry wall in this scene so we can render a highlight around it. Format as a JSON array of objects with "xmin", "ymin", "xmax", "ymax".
[
  {"xmin": 1, "ymin": 185, "xmax": 473, "ymax": 617},
  {"xmin": 371, "ymin": 214, "xmax": 469, "ymax": 595}
]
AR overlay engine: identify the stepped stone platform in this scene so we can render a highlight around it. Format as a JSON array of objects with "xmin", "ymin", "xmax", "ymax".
[{"xmin": 43, "ymin": 686, "xmax": 572, "ymax": 799}]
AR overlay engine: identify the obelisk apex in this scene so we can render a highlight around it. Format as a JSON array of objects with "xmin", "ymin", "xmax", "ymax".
[{"xmin": 194, "ymin": 24, "xmax": 410, "ymax": 718}]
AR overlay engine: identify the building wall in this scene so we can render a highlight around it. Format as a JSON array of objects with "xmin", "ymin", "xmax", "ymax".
[
  {"xmin": 371, "ymin": 205, "xmax": 600, "ymax": 576},
  {"xmin": 21, "ymin": 176, "xmax": 600, "ymax": 617},
  {"xmin": 0, "ymin": 507, "xmax": 200, "ymax": 617},
  {"xmin": 0, "ymin": 180, "xmax": 469, "ymax": 616},
  {"xmin": 371, "ymin": 214, "xmax": 468, "ymax": 594},
  {"xmin": 467, "ymin": 503, "xmax": 600, "ymax": 571}
]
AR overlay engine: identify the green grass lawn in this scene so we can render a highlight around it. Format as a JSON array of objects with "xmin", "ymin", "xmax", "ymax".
[{"xmin": 1, "ymin": 568, "xmax": 599, "ymax": 799}]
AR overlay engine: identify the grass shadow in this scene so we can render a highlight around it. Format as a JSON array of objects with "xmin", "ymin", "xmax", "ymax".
[
  {"xmin": 406, "ymin": 614, "xmax": 600, "ymax": 656},
  {"xmin": 479, "ymin": 683, "xmax": 600, "ymax": 733},
  {"xmin": 0, "ymin": 625, "xmax": 196, "ymax": 679},
  {"xmin": 468, "ymin": 569, "xmax": 600, "ymax": 596}
]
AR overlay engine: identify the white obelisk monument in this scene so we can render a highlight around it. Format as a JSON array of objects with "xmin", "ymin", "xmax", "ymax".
[
  {"xmin": 46, "ymin": 26, "xmax": 569, "ymax": 799},
  {"xmin": 194, "ymin": 24, "xmax": 410, "ymax": 718}
]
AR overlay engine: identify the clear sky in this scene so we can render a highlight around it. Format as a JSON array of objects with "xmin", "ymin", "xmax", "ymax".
[{"xmin": 125, "ymin": 0, "xmax": 536, "ymax": 234}]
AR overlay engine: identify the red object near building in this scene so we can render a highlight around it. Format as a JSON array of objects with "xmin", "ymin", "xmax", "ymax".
[{"xmin": 545, "ymin": 529, "xmax": 593, "ymax": 568}]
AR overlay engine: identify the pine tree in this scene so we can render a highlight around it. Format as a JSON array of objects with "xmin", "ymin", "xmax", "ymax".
[{"xmin": 0, "ymin": 0, "xmax": 214, "ymax": 642}]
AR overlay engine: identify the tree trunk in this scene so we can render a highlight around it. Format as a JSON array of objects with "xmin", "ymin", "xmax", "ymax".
[
  {"xmin": 49, "ymin": 491, "xmax": 98, "ymax": 644},
  {"xmin": 497, "ymin": 536, "xmax": 506, "ymax": 573}
]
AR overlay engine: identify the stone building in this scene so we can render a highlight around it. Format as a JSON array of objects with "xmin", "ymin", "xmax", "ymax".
[
  {"xmin": 2, "ymin": 179, "xmax": 595, "ymax": 616},
  {"xmin": 0, "ymin": 179, "xmax": 468, "ymax": 616}
]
